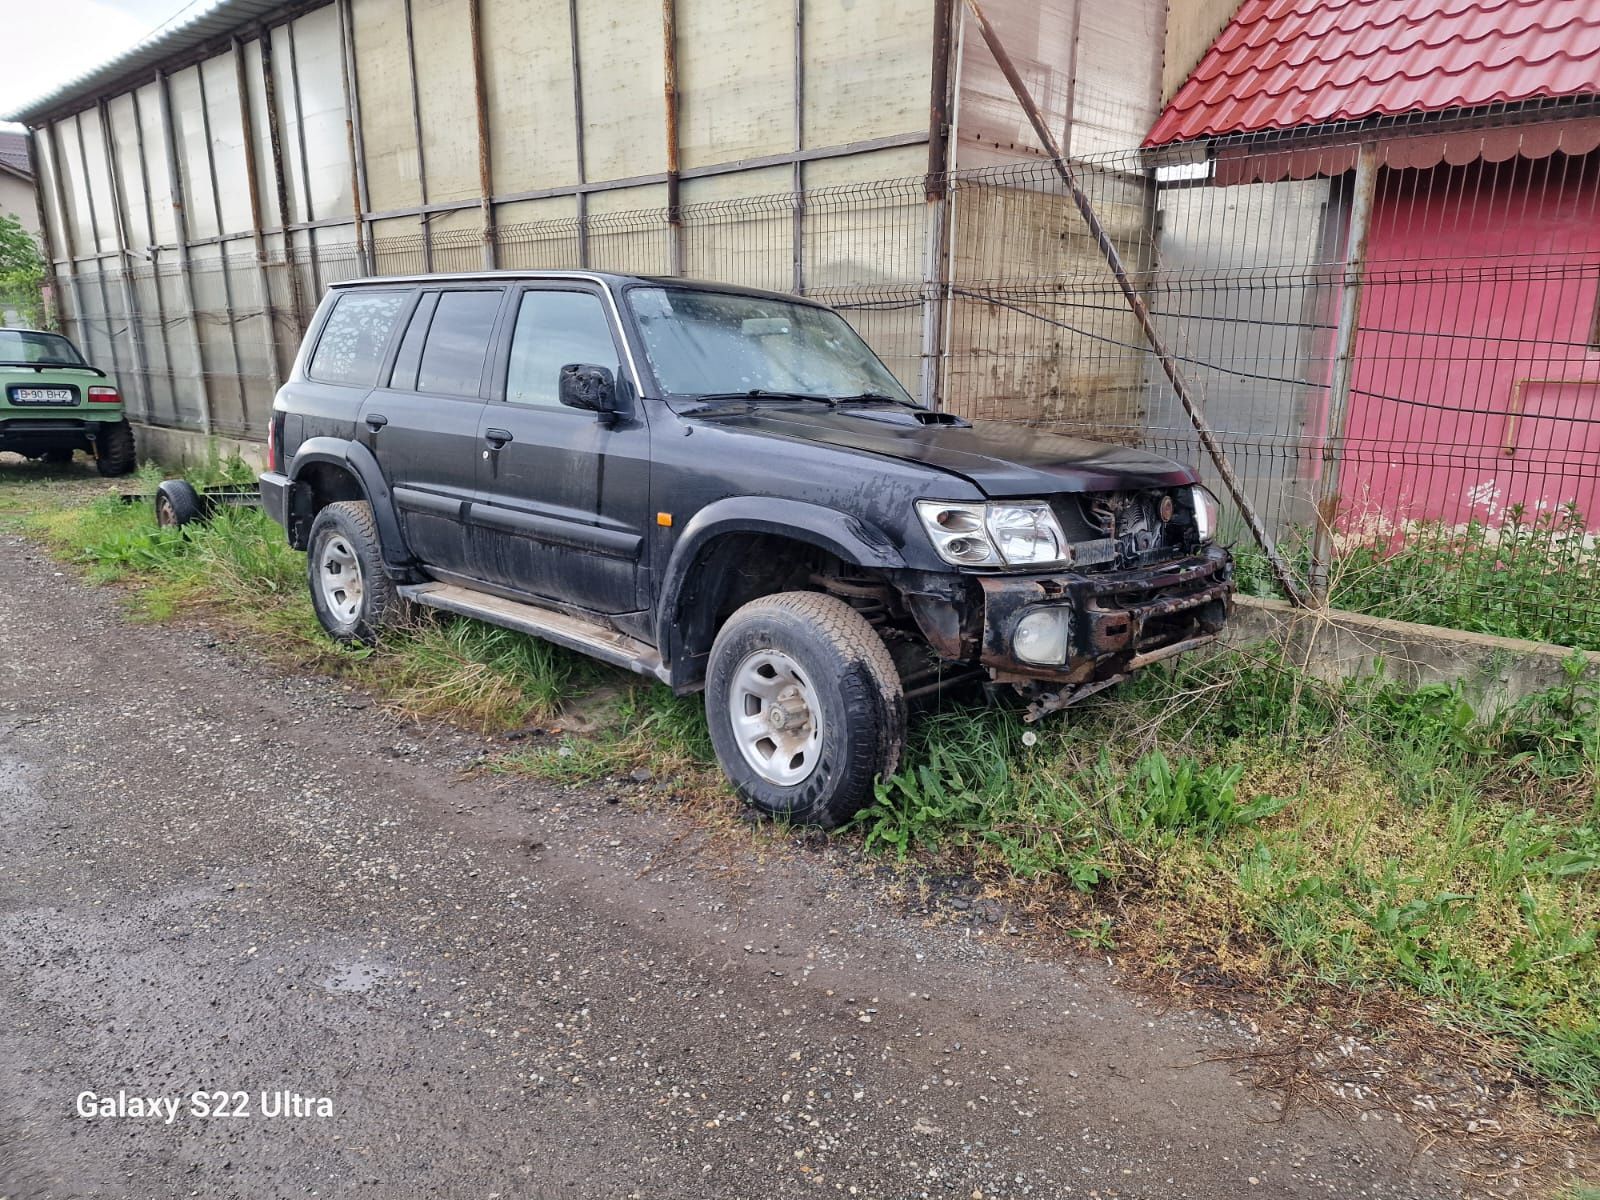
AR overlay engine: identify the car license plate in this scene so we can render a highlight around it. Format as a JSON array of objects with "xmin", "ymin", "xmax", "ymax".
[{"xmin": 9, "ymin": 387, "xmax": 76, "ymax": 405}]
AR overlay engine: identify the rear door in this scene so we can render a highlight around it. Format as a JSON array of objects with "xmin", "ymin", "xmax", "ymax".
[
  {"xmin": 359, "ymin": 286, "xmax": 506, "ymax": 577},
  {"xmin": 471, "ymin": 283, "xmax": 651, "ymax": 614}
]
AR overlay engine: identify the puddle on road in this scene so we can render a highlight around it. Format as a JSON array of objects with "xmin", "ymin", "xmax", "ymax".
[{"xmin": 321, "ymin": 960, "xmax": 398, "ymax": 994}]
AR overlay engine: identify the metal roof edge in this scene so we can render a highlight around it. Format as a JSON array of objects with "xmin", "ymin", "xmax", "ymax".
[{"xmin": 2, "ymin": 0, "xmax": 305, "ymax": 126}]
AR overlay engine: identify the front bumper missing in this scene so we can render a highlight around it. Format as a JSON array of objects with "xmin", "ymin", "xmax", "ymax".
[{"xmin": 975, "ymin": 545, "xmax": 1233, "ymax": 687}]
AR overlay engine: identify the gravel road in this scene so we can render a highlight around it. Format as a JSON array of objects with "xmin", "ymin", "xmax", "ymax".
[{"xmin": 0, "ymin": 529, "xmax": 1468, "ymax": 1198}]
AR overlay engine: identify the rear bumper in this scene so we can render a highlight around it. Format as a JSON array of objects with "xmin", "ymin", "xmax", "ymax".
[
  {"xmin": 975, "ymin": 545, "xmax": 1233, "ymax": 683},
  {"xmin": 0, "ymin": 418, "xmax": 109, "ymax": 451},
  {"xmin": 259, "ymin": 471, "xmax": 301, "ymax": 539}
]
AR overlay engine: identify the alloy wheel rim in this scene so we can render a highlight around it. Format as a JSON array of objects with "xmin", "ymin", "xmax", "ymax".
[
  {"xmin": 728, "ymin": 648, "xmax": 822, "ymax": 786},
  {"xmin": 318, "ymin": 536, "xmax": 364, "ymax": 624}
]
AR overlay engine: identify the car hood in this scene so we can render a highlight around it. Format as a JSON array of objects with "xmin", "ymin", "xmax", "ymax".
[{"xmin": 694, "ymin": 405, "xmax": 1197, "ymax": 496}]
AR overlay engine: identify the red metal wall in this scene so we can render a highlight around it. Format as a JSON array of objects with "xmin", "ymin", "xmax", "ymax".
[{"xmin": 1339, "ymin": 153, "xmax": 1600, "ymax": 535}]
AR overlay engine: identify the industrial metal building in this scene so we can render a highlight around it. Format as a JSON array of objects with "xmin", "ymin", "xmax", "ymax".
[{"xmin": 8, "ymin": 0, "xmax": 1187, "ymax": 451}]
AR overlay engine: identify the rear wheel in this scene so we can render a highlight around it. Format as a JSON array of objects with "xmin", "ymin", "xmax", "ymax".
[
  {"xmin": 705, "ymin": 591, "xmax": 905, "ymax": 829},
  {"xmin": 306, "ymin": 500, "xmax": 401, "ymax": 645},
  {"xmin": 94, "ymin": 420, "xmax": 136, "ymax": 477}
]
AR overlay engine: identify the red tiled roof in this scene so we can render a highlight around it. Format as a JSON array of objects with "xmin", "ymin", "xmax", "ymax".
[{"xmin": 1146, "ymin": 0, "xmax": 1600, "ymax": 146}]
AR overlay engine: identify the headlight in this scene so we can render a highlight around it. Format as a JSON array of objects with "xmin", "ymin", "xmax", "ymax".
[
  {"xmin": 985, "ymin": 502, "xmax": 1064, "ymax": 566},
  {"xmin": 915, "ymin": 501, "xmax": 1000, "ymax": 565},
  {"xmin": 1013, "ymin": 607, "xmax": 1073, "ymax": 664},
  {"xmin": 916, "ymin": 500, "xmax": 1069, "ymax": 568},
  {"xmin": 1191, "ymin": 485, "xmax": 1219, "ymax": 543}
]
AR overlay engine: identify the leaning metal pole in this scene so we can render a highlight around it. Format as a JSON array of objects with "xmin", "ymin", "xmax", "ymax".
[{"xmin": 961, "ymin": 0, "xmax": 1310, "ymax": 608}]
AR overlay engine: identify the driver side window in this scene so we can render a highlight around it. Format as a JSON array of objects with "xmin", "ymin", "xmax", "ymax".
[{"xmin": 506, "ymin": 290, "xmax": 619, "ymax": 408}]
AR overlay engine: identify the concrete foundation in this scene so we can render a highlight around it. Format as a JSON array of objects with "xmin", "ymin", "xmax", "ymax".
[
  {"xmin": 133, "ymin": 423, "xmax": 266, "ymax": 473},
  {"xmin": 1224, "ymin": 595, "xmax": 1599, "ymax": 710}
]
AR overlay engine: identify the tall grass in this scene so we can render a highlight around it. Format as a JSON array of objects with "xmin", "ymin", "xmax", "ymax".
[
  {"xmin": 27, "ymin": 484, "xmax": 593, "ymax": 731},
  {"xmin": 1234, "ymin": 504, "xmax": 1600, "ymax": 651},
  {"xmin": 853, "ymin": 651, "xmax": 1600, "ymax": 1116}
]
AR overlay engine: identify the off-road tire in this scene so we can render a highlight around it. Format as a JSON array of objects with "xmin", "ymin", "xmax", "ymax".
[
  {"xmin": 706, "ymin": 591, "xmax": 906, "ymax": 829},
  {"xmin": 41, "ymin": 448, "xmax": 73, "ymax": 466},
  {"xmin": 154, "ymin": 479, "xmax": 203, "ymax": 528},
  {"xmin": 306, "ymin": 500, "xmax": 401, "ymax": 645},
  {"xmin": 94, "ymin": 419, "xmax": 136, "ymax": 477}
]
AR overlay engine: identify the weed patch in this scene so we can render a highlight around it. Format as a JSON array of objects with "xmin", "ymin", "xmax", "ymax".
[
  {"xmin": 1234, "ymin": 504, "xmax": 1600, "ymax": 651},
  {"xmin": 855, "ymin": 653, "xmax": 1600, "ymax": 1117}
]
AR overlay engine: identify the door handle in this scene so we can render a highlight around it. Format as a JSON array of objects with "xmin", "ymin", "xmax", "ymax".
[
  {"xmin": 365, "ymin": 413, "xmax": 388, "ymax": 432},
  {"xmin": 484, "ymin": 428, "xmax": 513, "ymax": 449}
]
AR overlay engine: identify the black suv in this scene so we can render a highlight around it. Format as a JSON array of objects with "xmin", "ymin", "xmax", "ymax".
[{"xmin": 261, "ymin": 272, "xmax": 1231, "ymax": 825}]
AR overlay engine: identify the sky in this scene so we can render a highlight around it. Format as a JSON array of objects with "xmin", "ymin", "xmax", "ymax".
[{"xmin": 1, "ymin": 0, "xmax": 193, "ymax": 128}]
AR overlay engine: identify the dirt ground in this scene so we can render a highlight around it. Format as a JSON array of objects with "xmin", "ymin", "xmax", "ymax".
[{"xmin": 0, "ymin": 519, "xmax": 1509, "ymax": 1198}]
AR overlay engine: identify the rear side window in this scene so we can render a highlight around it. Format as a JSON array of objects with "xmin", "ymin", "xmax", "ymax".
[
  {"xmin": 307, "ymin": 290, "xmax": 406, "ymax": 387},
  {"xmin": 415, "ymin": 289, "xmax": 504, "ymax": 397}
]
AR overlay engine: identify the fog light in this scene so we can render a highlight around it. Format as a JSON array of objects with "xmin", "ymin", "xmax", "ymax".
[{"xmin": 1013, "ymin": 607, "xmax": 1073, "ymax": 665}]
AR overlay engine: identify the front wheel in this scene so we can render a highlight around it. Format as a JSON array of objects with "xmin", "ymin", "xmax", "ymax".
[
  {"xmin": 705, "ymin": 591, "xmax": 906, "ymax": 829},
  {"xmin": 306, "ymin": 500, "xmax": 401, "ymax": 645}
]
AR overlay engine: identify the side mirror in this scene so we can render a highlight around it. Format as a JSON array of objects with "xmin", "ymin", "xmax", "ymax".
[{"xmin": 558, "ymin": 363, "xmax": 617, "ymax": 416}]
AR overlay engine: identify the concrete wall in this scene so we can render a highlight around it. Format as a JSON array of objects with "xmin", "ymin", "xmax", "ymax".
[{"xmin": 1226, "ymin": 595, "xmax": 1600, "ymax": 712}]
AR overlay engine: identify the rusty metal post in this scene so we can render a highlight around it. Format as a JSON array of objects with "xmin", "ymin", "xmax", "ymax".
[
  {"xmin": 232, "ymin": 37, "xmax": 282, "ymax": 398},
  {"xmin": 97, "ymin": 99, "xmax": 156, "ymax": 418},
  {"xmin": 401, "ymin": 0, "xmax": 433, "ymax": 272},
  {"xmin": 45, "ymin": 123, "xmax": 91, "ymax": 348},
  {"xmin": 468, "ymin": 0, "xmax": 496, "ymax": 270},
  {"xmin": 1309, "ymin": 142, "xmax": 1380, "ymax": 603},
  {"xmin": 71, "ymin": 116, "xmax": 127, "ymax": 388},
  {"xmin": 24, "ymin": 128, "xmax": 62, "ymax": 331},
  {"xmin": 195, "ymin": 62, "xmax": 252, "ymax": 431},
  {"xmin": 156, "ymin": 69, "xmax": 215, "ymax": 436},
  {"xmin": 568, "ymin": 0, "xmax": 589, "ymax": 267},
  {"xmin": 662, "ymin": 0, "xmax": 684, "ymax": 277},
  {"xmin": 336, "ymin": 0, "xmax": 373, "ymax": 276},
  {"xmin": 258, "ymin": 30, "xmax": 308, "ymax": 339},
  {"xmin": 129, "ymin": 88, "xmax": 180, "ymax": 424},
  {"xmin": 962, "ymin": 0, "xmax": 1310, "ymax": 607},
  {"xmin": 790, "ymin": 0, "xmax": 804, "ymax": 293},
  {"xmin": 920, "ymin": 0, "xmax": 957, "ymax": 407}
]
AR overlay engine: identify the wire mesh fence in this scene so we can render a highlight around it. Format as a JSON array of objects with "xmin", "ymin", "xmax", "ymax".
[{"xmin": 45, "ymin": 115, "xmax": 1600, "ymax": 650}]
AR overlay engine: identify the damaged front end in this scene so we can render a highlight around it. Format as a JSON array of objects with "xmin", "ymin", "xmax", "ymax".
[{"xmin": 899, "ymin": 486, "xmax": 1234, "ymax": 722}]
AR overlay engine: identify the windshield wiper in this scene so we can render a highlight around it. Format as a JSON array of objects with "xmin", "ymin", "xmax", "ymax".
[
  {"xmin": 831, "ymin": 391, "xmax": 916, "ymax": 406},
  {"xmin": 692, "ymin": 389, "xmax": 839, "ymax": 407}
]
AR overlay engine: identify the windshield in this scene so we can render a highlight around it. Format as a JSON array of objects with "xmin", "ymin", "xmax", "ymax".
[
  {"xmin": 0, "ymin": 330, "xmax": 85, "ymax": 367},
  {"xmin": 625, "ymin": 286, "xmax": 915, "ymax": 403}
]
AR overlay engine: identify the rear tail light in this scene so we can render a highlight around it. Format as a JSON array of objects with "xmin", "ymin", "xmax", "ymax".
[
  {"xmin": 267, "ymin": 413, "xmax": 281, "ymax": 473},
  {"xmin": 86, "ymin": 386, "xmax": 121, "ymax": 403}
]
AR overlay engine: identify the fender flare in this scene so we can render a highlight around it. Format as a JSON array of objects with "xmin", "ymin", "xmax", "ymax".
[
  {"xmin": 288, "ymin": 437, "xmax": 414, "ymax": 573},
  {"xmin": 654, "ymin": 496, "xmax": 906, "ymax": 679}
]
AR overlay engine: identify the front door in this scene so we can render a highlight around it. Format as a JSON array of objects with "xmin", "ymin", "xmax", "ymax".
[
  {"xmin": 472, "ymin": 284, "xmax": 651, "ymax": 615},
  {"xmin": 362, "ymin": 286, "xmax": 506, "ymax": 577}
]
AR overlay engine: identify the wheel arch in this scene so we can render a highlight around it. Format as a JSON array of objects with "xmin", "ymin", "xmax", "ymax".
[
  {"xmin": 656, "ymin": 497, "xmax": 906, "ymax": 691},
  {"xmin": 286, "ymin": 437, "xmax": 413, "ymax": 573}
]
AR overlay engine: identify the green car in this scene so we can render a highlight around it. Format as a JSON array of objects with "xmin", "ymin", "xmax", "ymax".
[{"xmin": 0, "ymin": 328, "xmax": 135, "ymax": 475}]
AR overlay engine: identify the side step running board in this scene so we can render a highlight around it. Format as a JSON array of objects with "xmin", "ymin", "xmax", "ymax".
[{"xmin": 399, "ymin": 582, "xmax": 669, "ymax": 684}]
